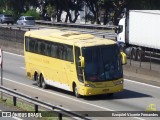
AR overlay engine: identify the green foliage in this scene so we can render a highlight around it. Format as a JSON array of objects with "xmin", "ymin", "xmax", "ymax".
[
  {"xmin": 0, "ymin": 9, "xmax": 3, "ymax": 14},
  {"xmin": 2, "ymin": 9, "xmax": 19, "ymax": 21},
  {"xmin": 21, "ymin": 9, "xmax": 42, "ymax": 20},
  {"xmin": 46, "ymin": 4, "xmax": 56, "ymax": 17},
  {"xmin": 3, "ymin": 10, "xmax": 13, "ymax": 15}
]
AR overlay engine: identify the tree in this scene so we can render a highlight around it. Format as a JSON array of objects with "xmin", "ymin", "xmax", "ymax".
[
  {"xmin": 56, "ymin": 0, "xmax": 83, "ymax": 23},
  {"xmin": 46, "ymin": 4, "xmax": 56, "ymax": 21},
  {"xmin": 85, "ymin": 0, "xmax": 101, "ymax": 24},
  {"xmin": 112, "ymin": 0, "xmax": 126, "ymax": 25}
]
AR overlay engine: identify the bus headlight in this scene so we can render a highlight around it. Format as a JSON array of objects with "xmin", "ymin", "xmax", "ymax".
[
  {"xmin": 85, "ymin": 84, "xmax": 95, "ymax": 88},
  {"xmin": 114, "ymin": 80, "xmax": 123, "ymax": 85}
]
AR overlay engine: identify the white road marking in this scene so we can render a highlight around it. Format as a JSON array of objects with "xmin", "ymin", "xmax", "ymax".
[
  {"xmin": 125, "ymin": 79, "xmax": 160, "ymax": 89},
  {"xmin": 3, "ymin": 51, "xmax": 23, "ymax": 57},
  {"xmin": 2, "ymin": 77, "xmax": 144, "ymax": 120},
  {"xmin": 20, "ymin": 67, "xmax": 25, "ymax": 70}
]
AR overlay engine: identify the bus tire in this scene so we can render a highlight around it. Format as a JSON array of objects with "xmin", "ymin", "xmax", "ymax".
[
  {"xmin": 73, "ymin": 84, "xmax": 80, "ymax": 98},
  {"xmin": 36, "ymin": 74, "xmax": 42, "ymax": 88},
  {"xmin": 41, "ymin": 75, "xmax": 47, "ymax": 89}
]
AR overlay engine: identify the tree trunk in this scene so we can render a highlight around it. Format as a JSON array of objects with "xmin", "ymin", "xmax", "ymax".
[
  {"xmin": 72, "ymin": 10, "xmax": 80, "ymax": 23},
  {"xmin": 65, "ymin": 13, "xmax": 69, "ymax": 23},
  {"xmin": 57, "ymin": 9, "xmax": 62, "ymax": 22}
]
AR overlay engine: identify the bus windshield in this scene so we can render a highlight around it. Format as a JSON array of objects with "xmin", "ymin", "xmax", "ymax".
[{"xmin": 82, "ymin": 45, "xmax": 123, "ymax": 82}]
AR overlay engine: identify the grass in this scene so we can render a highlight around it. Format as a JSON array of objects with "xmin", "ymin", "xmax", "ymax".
[{"xmin": 0, "ymin": 95, "xmax": 69, "ymax": 120}]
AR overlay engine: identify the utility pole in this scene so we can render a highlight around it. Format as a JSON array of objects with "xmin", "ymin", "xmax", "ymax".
[{"xmin": 0, "ymin": 49, "xmax": 3, "ymax": 100}]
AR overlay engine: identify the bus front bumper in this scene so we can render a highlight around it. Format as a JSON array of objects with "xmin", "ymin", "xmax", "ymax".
[{"xmin": 79, "ymin": 84, "xmax": 123, "ymax": 96}]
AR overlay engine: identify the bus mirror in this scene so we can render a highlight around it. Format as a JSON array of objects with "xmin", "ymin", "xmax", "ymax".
[
  {"xmin": 79, "ymin": 56, "xmax": 85, "ymax": 68},
  {"xmin": 120, "ymin": 52, "xmax": 127, "ymax": 65}
]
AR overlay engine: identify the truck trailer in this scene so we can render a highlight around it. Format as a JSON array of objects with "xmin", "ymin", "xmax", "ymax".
[{"xmin": 116, "ymin": 10, "xmax": 160, "ymax": 61}]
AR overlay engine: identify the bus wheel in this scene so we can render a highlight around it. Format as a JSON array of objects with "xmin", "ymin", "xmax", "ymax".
[
  {"xmin": 41, "ymin": 75, "xmax": 47, "ymax": 89},
  {"xmin": 36, "ymin": 74, "xmax": 42, "ymax": 88},
  {"xmin": 73, "ymin": 84, "xmax": 80, "ymax": 98}
]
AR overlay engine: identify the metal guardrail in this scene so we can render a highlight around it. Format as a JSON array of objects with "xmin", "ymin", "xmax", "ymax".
[
  {"xmin": 0, "ymin": 86, "xmax": 91, "ymax": 120},
  {"xmin": 0, "ymin": 23, "xmax": 115, "ymax": 44},
  {"xmin": 35, "ymin": 20, "xmax": 116, "ymax": 30}
]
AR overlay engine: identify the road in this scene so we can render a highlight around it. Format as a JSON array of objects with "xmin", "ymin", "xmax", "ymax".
[
  {"xmin": 0, "ymin": 24, "xmax": 116, "ymax": 40},
  {"xmin": 1, "ymin": 51, "xmax": 160, "ymax": 120}
]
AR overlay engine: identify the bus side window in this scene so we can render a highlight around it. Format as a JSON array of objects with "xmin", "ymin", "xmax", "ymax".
[
  {"xmin": 63, "ymin": 45, "xmax": 67, "ymax": 60},
  {"xmin": 40, "ymin": 42, "xmax": 46, "ymax": 55},
  {"xmin": 51, "ymin": 44, "xmax": 58, "ymax": 58},
  {"xmin": 34, "ymin": 40, "xmax": 39, "ymax": 54},
  {"xmin": 58, "ymin": 45, "xmax": 64, "ymax": 59},
  {"xmin": 63, "ymin": 45, "xmax": 73, "ymax": 62},
  {"xmin": 25, "ymin": 37, "xmax": 29, "ymax": 51},
  {"xmin": 66, "ymin": 46, "xmax": 73, "ymax": 62},
  {"xmin": 29, "ymin": 38, "xmax": 35, "ymax": 52},
  {"xmin": 46, "ymin": 42, "xmax": 51, "ymax": 56}
]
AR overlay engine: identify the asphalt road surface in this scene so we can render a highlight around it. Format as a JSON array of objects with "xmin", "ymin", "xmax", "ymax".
[{"xmin": 0, "ymin": 51, "xmax": 160, "ymax": 120}]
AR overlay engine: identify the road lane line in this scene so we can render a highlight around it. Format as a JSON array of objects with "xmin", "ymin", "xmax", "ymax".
[
  {"xmin": 2, "ymin": 77, "xmax": 144, "ymax": 120},
  {"xmin": 3, "ymin": 51, "xmax": 23, "ymax": 57},
  {"xmin": 125, "ymin": 79, "xmax": 160, "ymax": 89},
  {"xmin": 20, "ymin": 67, "xmax": 25, "ymax": 70}
]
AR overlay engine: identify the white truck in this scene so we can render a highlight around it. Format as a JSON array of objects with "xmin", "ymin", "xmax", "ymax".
[{"xmin": 116, "ymin": 10, "xmax": 160, "ymax": 61}]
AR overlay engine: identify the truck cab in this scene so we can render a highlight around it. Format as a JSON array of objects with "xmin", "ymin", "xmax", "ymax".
[{"xmin": 116, "ymin": 17, "xmax": 126, "ymax": 44}]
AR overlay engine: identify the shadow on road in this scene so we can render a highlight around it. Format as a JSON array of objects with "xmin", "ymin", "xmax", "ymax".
[
  {"xmin": 83, "ymin": 89, "xmax": 151, "ymax": 101},
  {"xmin": 32, "ymin": 83, "xmax": 151, "ymax": 100},
  {"xmin": 32, "ymin": 83, "xmax": 75, "ymax": 96}
]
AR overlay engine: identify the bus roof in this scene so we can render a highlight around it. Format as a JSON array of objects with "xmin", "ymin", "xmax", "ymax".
[{"xmin": 25, "ymin": 29, "xmax": 116, "ymax": 47}]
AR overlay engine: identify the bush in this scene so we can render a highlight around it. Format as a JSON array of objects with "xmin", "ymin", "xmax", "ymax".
[
  {"xmin": 0, "ymin": 9, "xmax": 3, "ymax": 14},
  {"xmin": 21, "ymin": 9, "xmax": 42, "ymax": 20},
  {"xmin": 2, "ymin": 10, "xmax": 19, "ymax": 21}
]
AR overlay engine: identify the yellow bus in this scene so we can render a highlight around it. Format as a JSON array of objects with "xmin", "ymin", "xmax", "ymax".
[{"xmin": 24, "ymin": 29, "xmax": 126, "ymax": 97}]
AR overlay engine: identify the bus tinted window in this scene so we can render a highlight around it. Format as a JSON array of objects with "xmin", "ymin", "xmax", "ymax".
[
  {"xmin": 51, "ymin": 44, "xmax": 58, "ymax": 58},
  {"xmin": 25, "ymin": 37, "xmax": 29, "ymax": 51},
  {"xmin": 65, "ymin": 46, "xmax": 73, "ymax": 62},
  {"xmin": 58, "ymin": 45, "xmax": 64, "ymax": 59},
  {"xmin": 25, "ymin": 37, "xmax": 73, "ymax": 62},
  {"xmin": 40, "ymin": 42, "xmax": 46, "ymax": 55},
  {"xmin": 46, "ymin": 42, "xmax": 51, "ymax": 56},
  {"xmin": 29, "ymin": 39, "xmax": 35, "ymax": 52},
  {"xmin": 34, "ymin": 40, "xmax": 39, "ymax": 53}
]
